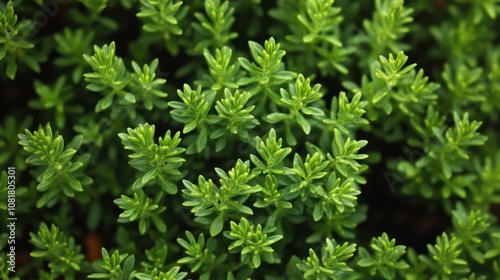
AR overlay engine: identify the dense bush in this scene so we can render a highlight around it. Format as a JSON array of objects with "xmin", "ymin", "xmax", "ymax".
[{"xmin": 1, "ymin": 0, "xmax": 500, "ymax": 279}]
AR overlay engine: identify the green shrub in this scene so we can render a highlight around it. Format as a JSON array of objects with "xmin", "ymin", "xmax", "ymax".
[{"xmin": 1, "ymin": 0, "xmax": 500, "ymax": 279}]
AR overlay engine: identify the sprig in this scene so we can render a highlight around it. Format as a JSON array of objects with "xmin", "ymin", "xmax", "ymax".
[
  {"xmin": 322, "ymin": 91, "xmax": 369, "ymax": 135},
  {"xmin": 372, "ymin": 51, "xmax": 438, "ymax": 116},
  {"xmin": 441, "ymin": 63, "xmax": 488, "ymax": 112},
  {"xmin": 168, "ymin": 84, "xmax": 215, "ymax": 154},
  {"xmin": 362, "ymin": 0, "xmax": 413, "ymax": 63},
  {"xmin": 140, "ymin": 240, "xmax": 169, "ymax": 271},
  {"xmin": 288, "ymin": 152, "xmax": 329, "ymax": 201},
  {"xmin": 118, "ymin": 123, "xmax": 185, "ymax": 192},
  {"xmin": 249, "ymin": 128, "xmax": 292, "ymax": 175},
  {"xmin": 224, "ymin": 217, "xmax": 283, "ymax": 268},
  {"xmin": 253, "ymin": 174, "xmax": 293, "ymax": 211},
  {"xmin": 29, "ymin": 223, "xmax": 84, "ymax": 279},
  {"xmin": 312, "ymin": 172, "xmax": 360, "ymax": 221},
  {"xmin": 88, "ymin": 248, "xmax": 135, "ymax": 279},
  {"xmin": 114, "ymin": 189, "xmax": 167, "ymax": 234},
  {"xmin": 182, "ymin": 160, "xmax": 257, "ymax": 236},
  {"xmin": 134, "ymin": 267, "xmax": 188, "ymax": 280},
  {"xmin": 436, "ymin": 112, "xmax": 488, "ymax": 178},
  {"xmin": 451, "ymin": 203, "xmax": 490, "ymax": 263},
  {"xmin": 265, "ymin": 74, "xmax": 324, "ymax": 140},
  {"xmin": 29, "ymin": 77, "xmax": 82, "ymax": 129},
  {"xmin": 430, "ymin": 20, "xmax": 493, "ymax": 67},
  {"xmin": 357, "ymin": 233, "xmax": 409, "ymax": 279},
  {"xmin": 18, "ymin": 124, "xmax": 92, "ymax": 208},
  {"xmin": 470, "ymin": 152, "xmax": 500, "ymax": 209},
  {"xmin": 485, "ymin": 232, "xmax": 500, "ymax": 266},
  {"xmin": 375, "ymin": 51, "xmax": 416, "ymax": 88},
  {"xmin": 212, "ymin": 88, "xmax": 259, "ymax": 148},
  {"xmin": 270, "ymin": 0, "xmax": 352, "ymax": 75},
  {"xmin": 344, "ymin": 51, "xmax": 439, "ymax": 126},
  {"xmin": 136, "ymin": 0, "xmax": 188, "ymax": 54},
  {"xmin": 191, "ymin": 0, "xmax": 238, "ymax": 53},
  {"xmin": 177, "ymin": 231, "xmax": 226, "ymax": 279},
  {"xmin": 0, "ymin": 1, "xmax": 43, "ymax": 79},
  {"xmin": 297, "ymin": 238, "xmax": 356, "ymax": 279},
  {"xmin": 396, "ymin": 110, "xmax": 488, "ymax": 199},
  {"xmin": 83, "ymin": 42, "xmax": 134, "ymax": 113},
  {"xmin": 327, "ymin": 129, "xmax": 368, "ymax": 183},
  {"xmin": 84, "ymin": 42, "xmax": 170, "ymax": 115},
  {"xmin": 54, "ymin": 28, "xmax": 95, "ymax": 83},
  {"xmin": 79, "ymin": 0, "xmax": 108, "ymax": 14},
  {"xmin": 197, "ymin": 46, "xmax": 241, "ymax": 91},
  {"xmin": 420, "ymin": 233, "xmax": 470, "ymax": 279},
  {"xmin": 238, "ymin": 38, "xmax": 296, "ymax": 105},
  {"xmin": 131, "ymin": 59, "xmax": 168, "ymax": 110},
  {"xmin": 294, "ymin": 0, "xmax": 342, "ymax": 45}
]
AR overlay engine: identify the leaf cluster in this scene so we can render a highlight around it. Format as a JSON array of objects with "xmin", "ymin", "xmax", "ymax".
[{"xmin": 18, "ymin": 124, "xmax": 92, "ymax": 208}]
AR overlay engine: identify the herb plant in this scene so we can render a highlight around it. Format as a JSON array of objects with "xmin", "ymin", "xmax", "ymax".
[{"xmin": 1, "ymin": 0, "xmax": 500, "ymax": 279}]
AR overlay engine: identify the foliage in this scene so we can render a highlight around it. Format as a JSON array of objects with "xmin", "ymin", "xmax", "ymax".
[
  {"xmin": 118, "ymin": 123, "xmax": 185, "ymax": 192},
  {"xmin": 114, "ymin": 189, "xmax": 167, "ymax": 234},
  {"xmin": 237, "ymin": 37, "xmax": 296, "ymax": 106},
  {"xmin": 88, "ymin": 248, "xmax": 135, "ymax": 279},
  {"xmin": 224, "ymin": 217, "xmax": 283, "ymax": 268},
  {"xmin": 181, "ymin": 159, "xmax": 258, "ymax": 236},
  {"xmin": 296, "ymin": 238, "xmax": 356, "ymax": 279},
  {"xmin": 168, "ymin": 85, "xmax": 215, "ymax": 154},
  {"xmin": 269, "ymin": 0, "xmax": 353, "ymax": 76},
  {"xmin": 29, "ymin": 223, "xmax": 85, "ymax": 279},
  {"xmin": 54, "ymin": 28, "xmax": 95, "ymax": 83},
  {"xmin": 0, "ymin": 1, "xmax": 44, "ymax": 79},
  {"xmin": 191, "ymin": 0, "xmax": 238, "ymax": 53},
  {"xmin": 361, "ymin": 0, "xmax": 414, "ymax": 64},
  {"xmin": 18, "ymin": 124, "xmax": 92, "ymax": 208},
  {"xmin": 177, "ymin": 231, "xmax": 225, "ymax": 279},
  {"xmin": 357, "ymin": 233, "xmax": 409, "ymax": 279},
  {"xmin": 136, "ymin": 0, "xmax": 188, "ymax": 54},
  {"xmin": 1, "ymin": 0, "xmax": 500, "ymax": 279}
]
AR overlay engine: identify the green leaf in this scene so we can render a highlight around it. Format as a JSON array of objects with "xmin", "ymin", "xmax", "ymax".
[
  {"xmin": 67, "ymin": 177, "xmax": 83, "ymax": 192},
  {"xmin": 123, "ymin": 92, "xmax": 136, "ymax": 103},
  {"xmin": 228, "ymin": 203, "xmax": 253, "ymax": 215},
  {"xmin": 197, "ymin": 126, "xmax": 208, "ymax": 152},
  {"xmin": 6, "ymin": 60, "xmax": 17, "ymax": 80},
  {"xmin": 296, "ymin": 113, "xmax": 311, "ymax": 134},
  {"xmin": 96, "ymin": 95, "xmax": 114, "ymax": 112},
  {"xmin": 142, "ymin": 169, "xmax": 157, "ymax": 184},
  {"xmin": 265, "ymin": 112, "xmax": 289, "ymax": 123},
  {"xmin": 210, "ymin": 213, "xmax": 224, "ymax": 236},
  {"xmin": 357, "ymin": 258, "xmax": 373, "ymax": 267},
  {"xmin": 313, "ymin": 203, "xmax": 323, "ymax": 221}
]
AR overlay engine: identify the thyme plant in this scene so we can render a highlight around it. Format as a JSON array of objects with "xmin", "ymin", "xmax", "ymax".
[{"xmin": 1, "ymin": 0, "xmax": 500, "ymax": 279}]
